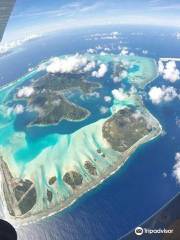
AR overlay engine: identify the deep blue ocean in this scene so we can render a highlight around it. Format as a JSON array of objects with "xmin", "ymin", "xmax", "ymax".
[{"xmin": 0, "ymin": 25, "xmax": 179, "ymax": 240}]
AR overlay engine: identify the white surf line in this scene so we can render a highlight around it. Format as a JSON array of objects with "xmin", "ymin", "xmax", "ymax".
[{"xmin": 160, "ymin": 57, "xmax": 180, "ymax": 62}]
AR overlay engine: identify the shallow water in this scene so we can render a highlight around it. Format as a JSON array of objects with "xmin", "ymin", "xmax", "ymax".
[{"xmin": 0, "ymin": 25, "xmax": 179, "ymax": 240}]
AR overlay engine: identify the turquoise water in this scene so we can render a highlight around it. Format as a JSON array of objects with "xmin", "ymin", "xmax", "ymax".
[
  {"xmin": 14, "ymin": 134, "xmax": 58, "ymax": 164},
  {"xmin": 0, "ymin": 26, "xmax": 179, "ymax": 240},
  {"xmin": 0, "ymin": 51, "xmax": 162, "ymax": 227},
  {"xmin": 0, "ymin": 54, "xmax": 157, "ymax": 168}
]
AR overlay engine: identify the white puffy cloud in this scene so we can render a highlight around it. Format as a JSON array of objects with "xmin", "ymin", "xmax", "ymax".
[
  {"xmin": 130, "ymin": 86, "xmax": 137, "ymax": 94},
  {"xmin": 46, "ymin": 54, "xmax": 91, "ymax": 74},
  {"xmin": 120, "ymin": 47, "xmax": 129, "ymax": 56},
  {"xmin": 148, "ymin": 86, "xmax": 179, "ymax": 104},
  {"xmin": 163, "ymin": 61, "xmax": 180, "ymax": 82},
  {"xmin": 99, "ymin": 106, "xmax": 109, "ymax": 114},
  {"xmin": 113, "ymin": 76, "xmax": 121, "ymax": 83},
  {"xmin": 28, "ymin": 67, "xmax": 34, "ymax": 72},
  {"xmin": 87, "ymin": 48, "xmax": 95, "ymax": 54},
  {"xmin": 14, "ymin": 104, "xmax": 24, "ymax": 114},
  {"xmin": 158, "ymin": 60, "xmax": 180, "ymax": 82},
  {"xmin": 121, "ymin": 70, "xmax": 128, "ymax": 78},
  {"xmin": 121, "ymin": 59, "xmax": 131, "ymax": 68},
  {"xmin": 37, "ymin": 61, "xmax": 48, "ymax": 72},
  {"xmin": 96, "ymin": 45, "xmax": 103, "ymax": 50},
  {"xmin": 92, "ymin": 64, "xmax": 108, "ymax": 78},
  {"xmin": 112, "ymin": 88, "xmax": 129, "ymax": 101},
  {"xmin": 173, "ymin": 152, "xmax": 180, "ymax": 184},
  {"xmin": 120, "ymin": 70, "xmax": 128, "ymax": 79},
  {"xmin": 104, "ymin": 47, "xmax": 110, "ymax": 52},
  {"xmin": 104, "ymin": 96, "xmax": 112, "ymax": 102},
  {"xmin": 158, "ymin": 60, "xmax": 165, "ymax": 74},
  {"xmin": 162, "ymin": 172, "xmax": 167, "ymax": 178},
  {"xmin": 113, "ymin": 70, "xmax": 128, "ymax": 83},
  {"xmin": 0, "ymin": 34, "xmax": 41, "ymax": 55},
  {"xmin": 17, "ymin": 86, "xmax": 35, "ymax": 98},
  {"xmin": 148, "ymin": 86, "xmax": 164, "ymax": 104},
  {"xmin": 100, "ymin": 51, "xmax": 107, "ymax": 56},
  {"xmin": 83, "ymin": 61, "xmax": 96, "ymax": 72},
  {"xmin": 132, "ymin": 110, "xmax": 142, "ymax": 120}
]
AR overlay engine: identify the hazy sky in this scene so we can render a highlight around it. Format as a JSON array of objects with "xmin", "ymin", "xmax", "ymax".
[{"xmin": 4, "ymin": 0, "xmax": 180, "ymax": 40}]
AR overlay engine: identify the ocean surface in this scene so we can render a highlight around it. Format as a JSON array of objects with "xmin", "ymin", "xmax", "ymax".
[{"xmin": 0, "ymin": 25, "xmax": 179, "ymax": 240}]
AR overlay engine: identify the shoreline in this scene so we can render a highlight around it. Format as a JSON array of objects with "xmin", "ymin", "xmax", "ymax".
[
  {"xmin": 1, "ymin": 115, "xmax": 162, "ymax": 227},
  {"xmin": 26, "ymin": 98, "xmax": 92, "ymax": 128},
  {"xmin": 0, "ymin": 53, "xmax": 157, "ymax": 93},
  {"xmin": 0, "ymin": 53, "xmax": 162, "ymax": 226}
]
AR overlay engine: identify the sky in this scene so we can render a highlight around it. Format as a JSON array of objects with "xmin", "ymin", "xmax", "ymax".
[{"xmin": 3, "ymin": 0, "xmax": 180, "ymax": 41}]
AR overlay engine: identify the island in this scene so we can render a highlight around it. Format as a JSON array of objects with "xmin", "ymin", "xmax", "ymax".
[
  {"xmin": 14, "ymin": 73, "xmax": 101, "ymax": 126},
  {"xmin": 0, "ymin": 53, "xmax": 162, "ymax": 225}
]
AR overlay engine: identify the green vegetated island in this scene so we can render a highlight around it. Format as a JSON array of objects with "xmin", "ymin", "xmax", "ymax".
[{"xmin": 0, "ymin": 53, "xmax": 162, "ymax": 225}]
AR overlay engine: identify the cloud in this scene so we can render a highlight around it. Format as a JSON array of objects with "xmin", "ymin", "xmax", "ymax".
[
  {"xmin": 92, "ymin": 64, "xmax": 108, "ymax": 78},
  {"xmin": 87, "ymin": 48, "xmax": 96, "ymax": 54},
  {"xmin": 99, "ymin": 106, "xmax": 109, "ymax": 114},
  {"xmin": 158, "ymin": 60, "xmax": 180, "ymax": 82},
  {"xmin": 113, "ymin": 70, "xmax": 128, "ymax": 83},
  {"xmin": 163, "ymin": 61, "xmax": 180, "ymax": 82},
  {"xmin": 17, "ymin": 86, "xmax": 35, "ymax": 98},
  {"xmin": 120, "ymin": 47, "xmax": 129, "ymax": 56},
  {"xmin": 104, "ymin": 47, "xmax": 111, "ymax": 52},
  {"xmin": 83, "ymin": 61, "xmax": 96, "ymax": 72},
  {"xmin": 100, "ymin": 51, "xmax": 107, "ymax": 56},
  {"xmin": 173, "ymin": 152, "xmax": 180, "ymax": 184},
  {"xmin": 96, "ymin": 45, "xmax": 103, "ymax": 50},
  {"xmin": 46, "ymin": 54, "xmax": 96, "ymax": 74},
  {"xmin": 14, "ymin": 104, "xmax": 24, "ymax": 114},
  {"xmin": 148, "ymin": 86, "xmax": 179, "ymax": 104},
  {"xmin": 162, "ymin": 172, "xmax": 167, "ymax": 178},
  {"xmin": 104, "ymin": 96, "xmax": 112, "ymax": 102},
  {"xmin": 112, "ymin": 88, "xmax": 129, "ymax": 101},
  {"xmin": 132, "ymin": 110, "xmax": 142, "ymax": 120},
  {"xmin": 121, "ymin": 59, "xmax": 132, "ymax": 68},
  {"xmin": 113, "ymin": 76, "xmax": 121, "ymax": 83},
  {"xmin": 120, "ymin": 70, "xmax": 128, "ymax": 79},
  {"xmin": 7, "ymin": 3, "xmax": 180, "ymax": 41},
  {"xmin": 0, "ymin": 34, "xmax": 41, "ymax": 56},
  {"xmin": 158, "ymin": 60, "xmax": 165, "ymax": 74}
]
